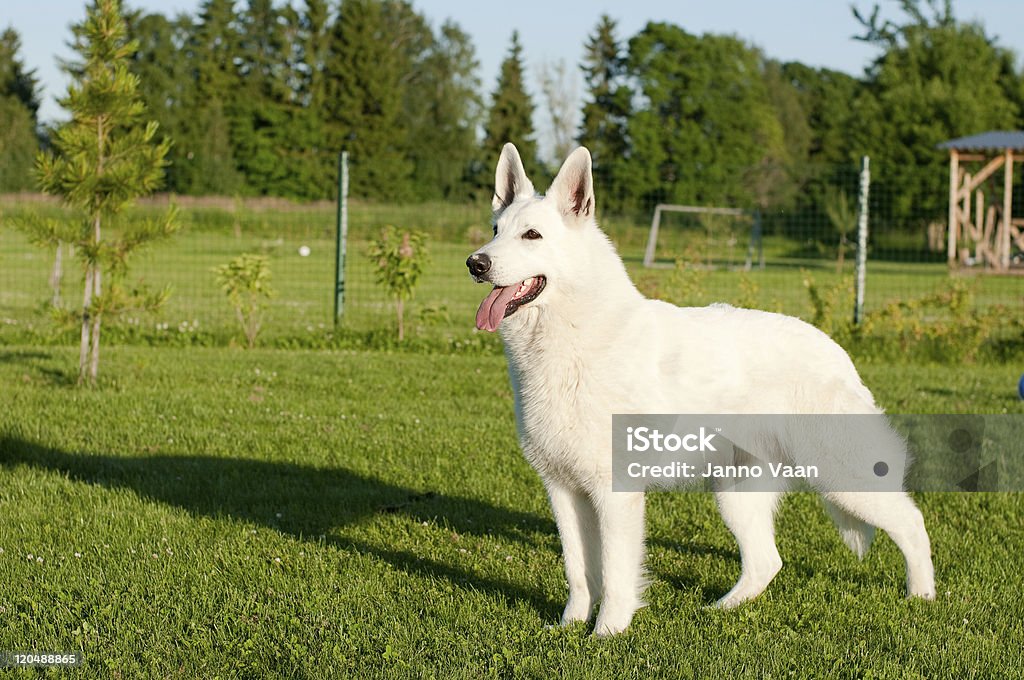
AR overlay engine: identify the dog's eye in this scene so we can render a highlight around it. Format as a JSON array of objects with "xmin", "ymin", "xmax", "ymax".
[
  {"xmin": 523, "ymin": 229, "xmax": 542, "ymax": 240},
  {"xmin": 492, "ymin": 224, "xmax": 498, "ymax": 237}
]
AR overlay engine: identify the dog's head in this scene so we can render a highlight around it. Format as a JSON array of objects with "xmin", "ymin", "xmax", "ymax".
[{"xmin": 467, "ymin": 143, "xmax": 596, "ymax": 332}]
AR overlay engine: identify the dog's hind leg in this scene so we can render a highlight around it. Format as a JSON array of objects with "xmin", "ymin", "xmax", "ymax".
[
  {"xmin": 592, "ymin": 490, "xmax": 647, "ymax": 637},
  {"xmin": 546, "ymin": 481, "xmax": 601, "ymax": 625},
  {"xmin": 715, "ymin": 491, "xmax": 784, "ymax": 609},
  {"xmin": 822, "ymin": 491, "xmax": 935, "ymax": 600}
]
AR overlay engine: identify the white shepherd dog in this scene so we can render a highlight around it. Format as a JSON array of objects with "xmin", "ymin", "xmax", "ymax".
[{"xmin": 467, "ymin": 143, "xmax": 935, "ymax": 636}]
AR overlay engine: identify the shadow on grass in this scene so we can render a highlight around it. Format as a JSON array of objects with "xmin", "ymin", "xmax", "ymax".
[
  {"xmin": 0, "ymin": 435, "xmax": 562, "ymax": 618},
  {"xmin": 0, "ymin": 435, "xmax": 743, "ymax": 612},
  {"xmin": 0, "ymin": 348, "xmax": 77, "ymax": 385},
  {"xmin": 0, "ymin": 348, "xmax": 54, "ymax": 364}
]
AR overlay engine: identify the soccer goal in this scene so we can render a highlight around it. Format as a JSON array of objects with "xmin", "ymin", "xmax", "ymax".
[{"xmin": 642, "ymin": 204, "xmax": 764, "ymax": 271}]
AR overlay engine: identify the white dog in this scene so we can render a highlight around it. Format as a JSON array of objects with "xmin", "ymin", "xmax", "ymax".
[{"xmin": 467, "ymin": 143, "xmax": 935, "ymax": 636}]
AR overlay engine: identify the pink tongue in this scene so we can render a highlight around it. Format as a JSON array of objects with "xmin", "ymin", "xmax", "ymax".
[{"xmin": 475, "ymin": 284, "xmax": 520, "ymax": 332}]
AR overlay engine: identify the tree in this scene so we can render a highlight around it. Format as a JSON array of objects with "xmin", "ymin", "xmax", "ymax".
[
  {"xmin": 483, "ymin": 32, "xmax": 540, "ymax": 179},
  {"xmin": 0, "ymin": 27, "xmax": 40, "ymax": 117},
  {"xmin": 0, "ymin": 95, "xmax": 38, "ymax": 191},
  {"xmin": 181, "ymin": 0, "xmax": 247, "ymax": 195},
  {"xmin": 231, "ymin": 0, "xmax": 295, "ymax": 196},
  {"xmin": 851, "ymin": 0, "xmax": 1022, "ymax": 227},
  {"xmin": 285, "ymin": 0, "xmax": 334, "ymax": 199},
  {"xmin": 621, "ymin": 24, "xmax": 785, "ymax": 211},
  {"xmin": 578, "ymin": 15, "xmax": 630, "ymax": 210},
  {"xmin": 538, "ymin": 58, "xmax": 579, "ymax": 167},
  {"xmin": 323, "ymin": 0, "xmax": 413, "ymax": 200},
  {"xmin": 0, "ymin": 27, "xmax": 41, "ymax": 191},
  {"xmin": 759, "ymin": 59, "xmax": 813, "ymax": 210},
  {"xmin": 33, "ymin": 0, "xmax": 177, "ymax": 385},
  {"xmin": 402, "ymin": 19, "xmax": 482, "ymax": 201},
  {"xmin": 126, "ymin": 11, "xmax": 194, "ymax": 193}
]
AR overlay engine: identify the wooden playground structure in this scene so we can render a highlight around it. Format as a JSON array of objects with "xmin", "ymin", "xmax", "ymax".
[{"xmin": 941, "ymin": 131, "xmax": 1024, "ymax": 271}]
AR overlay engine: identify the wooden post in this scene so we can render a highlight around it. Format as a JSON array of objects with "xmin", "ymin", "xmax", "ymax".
[
  {"xmin": 947, "ymin": 150, "xmax": 959, "ymax": 267},
  {"xmin": 1003, "ymin": 149, "xmax": 1014, "ymax": 270},
  {"xmin": 975, "ymin": 189, "xmax": 984, "ymax": 262},
  {"xmin": 963, "ymin": 172, "xmax": 972, "ymax": 238}
]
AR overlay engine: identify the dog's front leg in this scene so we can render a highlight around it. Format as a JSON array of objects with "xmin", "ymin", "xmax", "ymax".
[
  {"xmin": 593, "ymin": 490, "xmax": 647, "ymax": 637},
  {"xmin": 546, "ymin": 481, "xmax": 601, "ymax": 625}
]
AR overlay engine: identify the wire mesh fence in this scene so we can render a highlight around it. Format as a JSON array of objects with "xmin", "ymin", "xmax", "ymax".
[{"xmin": 1, "ymin": 159, "xmax": 1022, "ymax": 350}]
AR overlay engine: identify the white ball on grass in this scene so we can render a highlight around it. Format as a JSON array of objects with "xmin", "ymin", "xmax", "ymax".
[{"xmin": 298, "ymin": 245, "xmax": 311, "ymax": 257}]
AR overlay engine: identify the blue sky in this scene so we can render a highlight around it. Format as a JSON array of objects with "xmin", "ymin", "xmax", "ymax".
[{"xmin": 6, "ymin": 0, "xmax": 1024, "ymax": 155}]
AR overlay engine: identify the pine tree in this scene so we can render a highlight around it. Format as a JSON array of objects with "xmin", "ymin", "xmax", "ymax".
[
  {"xmin": 0, "ymin": 28, "xmax": 41, "ymax": 191},
  {"xmin": 578, "ymin": 15, "xmax": 630, "ymax": 210},
  {"xmin": 0, "ymin": 28, "xmax": 40, "ymax": 117},
  {"xmin": 126, "ymin": 11, "xmax": 193, "ymax": 193},
  {"xmin": 184, "ymin": 0, "xmax": 246, "ymax": 194},
  {"xmin": 482, "ymin": 32, "xmax": 539, "ymax": 179},
  {"xmin": 323, "ymin": 0, "xmax": 412, "ymax": 200},
  {"xmin": 290, "ymin": 0, "xmax": 333, "ymax": 198},
  {"xmin": 232, "ymin": 0, "xmax": 293, "ymax": 195},
  {"xmin": 33, "ymin": 0, "xmax": 177, "ymax": 385}
]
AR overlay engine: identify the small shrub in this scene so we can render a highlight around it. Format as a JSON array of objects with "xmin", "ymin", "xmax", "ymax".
[
  {"xmin": 734, "ymin": 273, "xmax": 760, "ymax": 310},
  {"xmin": 822, "ymin": 185, "xmax": 858, "ymax": 272},
  {"xmin": 368, "ymin": 226, "xmax": 430, "ymax": 341},
  {"xmin": 801, "ymin": 270, "xmax": 854, "ymax": 340},
  {"xmin": 214, "ymin": 254, "xmax": 275, "ymax": 348}
]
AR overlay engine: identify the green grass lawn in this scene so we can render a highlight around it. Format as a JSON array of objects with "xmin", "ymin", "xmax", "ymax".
[{"xmin": 1, "ymin": 345, "xmax": 1022, "ymax": 677}]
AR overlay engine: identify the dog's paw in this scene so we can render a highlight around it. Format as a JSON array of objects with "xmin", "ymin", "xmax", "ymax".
[
  {"xmin": 592, "ymin": 605, "xmax": 636, "ymax": 637},
  {"xmin": 713, "ymin": 593, "xmax": 748, "ymax": 610},
  {"xmin": 560, "ymin": 598, "xmax": 595, "ymax": 626},
  {"xmin": 908, "ymin": 587, "xmax": 937, "ymax": 601},
  {"xmin": 592, "ymin": 621, "xmax": 628, "ymax": 638}
]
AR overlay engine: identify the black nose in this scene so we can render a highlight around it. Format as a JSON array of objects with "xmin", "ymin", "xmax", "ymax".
[{"xmin": 466, "ymin": 253, "xmax": 491, "ymax": 277}]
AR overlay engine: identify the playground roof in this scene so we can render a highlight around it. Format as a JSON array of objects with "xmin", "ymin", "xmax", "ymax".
[{"xmin": 937, "ymin": 130, "xmax": 1024, "ymax": 151}]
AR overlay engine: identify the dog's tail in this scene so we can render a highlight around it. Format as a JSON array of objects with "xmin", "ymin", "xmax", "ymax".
[{"xmin": 823, "ymin": 500, "xmax": 875, "ymax": 559}]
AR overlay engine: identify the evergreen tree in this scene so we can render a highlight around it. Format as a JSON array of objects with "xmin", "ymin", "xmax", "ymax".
[
  {"xmin": 323, "ymin": 0, "xmax": 412, "ymax": 200},
  {"xmin": 483, "ymin": 32, "xmax": 540, "ymax": 180},
  {"xmin": 290, "ymin": 0, "xmax": 333, "ymax": 198},
  {"xmin": 0, "ymin": 27, "xmax": 40, "ymax": 118},
  {"xmin": 184, "ymin": 0, "xmax": 246, "ymax": 194},
  {"xmin": 126, "ymin": 11, "xmax": 194, "ymax": 193},
  {"xmin": 578, "ymin": 15, "xmax": 630, "ymax": 210},
  {"xmin": 33, "ymin": 0, "xmax": 177, "ymax": 385},
  {"xmin": 232, "ymin": 0, "xmax": 294, "ymax": 195},
  {"xmin": 0, "ymin": 27, "xmax": 41, "ymax": 191}
]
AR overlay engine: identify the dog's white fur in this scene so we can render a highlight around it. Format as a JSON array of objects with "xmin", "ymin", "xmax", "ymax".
[{"xmin": 469, "ymin": 143, "xmax": 935, "ymax": 636}]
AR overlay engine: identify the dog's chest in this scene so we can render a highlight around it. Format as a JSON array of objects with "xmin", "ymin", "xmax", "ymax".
[{"xmin": 505, "ymin": 342, "xmax": 623, "ymax": 482}]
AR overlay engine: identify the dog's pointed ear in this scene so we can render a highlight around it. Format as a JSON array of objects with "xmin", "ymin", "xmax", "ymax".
[
  {"xmin": 548, "ymin": 147, "xmax": 594, "ymax": 224},
  {"xmin": 492, "ymin": 143, "xmax": 535, "ymax": 212}
]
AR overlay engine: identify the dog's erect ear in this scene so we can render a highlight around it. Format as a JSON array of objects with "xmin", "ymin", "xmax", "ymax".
[
  {"xmin": 548, "ymin": 147, "xmax": 594, "ymax": 223},
  {"xmin": 492, "ymin": 143, "xmax": 535, "ymax": 212}
]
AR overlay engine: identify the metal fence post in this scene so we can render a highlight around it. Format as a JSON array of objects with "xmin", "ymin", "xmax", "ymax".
[
  {"xmin": 334, "ymin": 151, "xmax": 349, "ymax": 325},
  {"xmin": 854, "ymin": 156, "xmax": 870, "ymax": 325}
]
